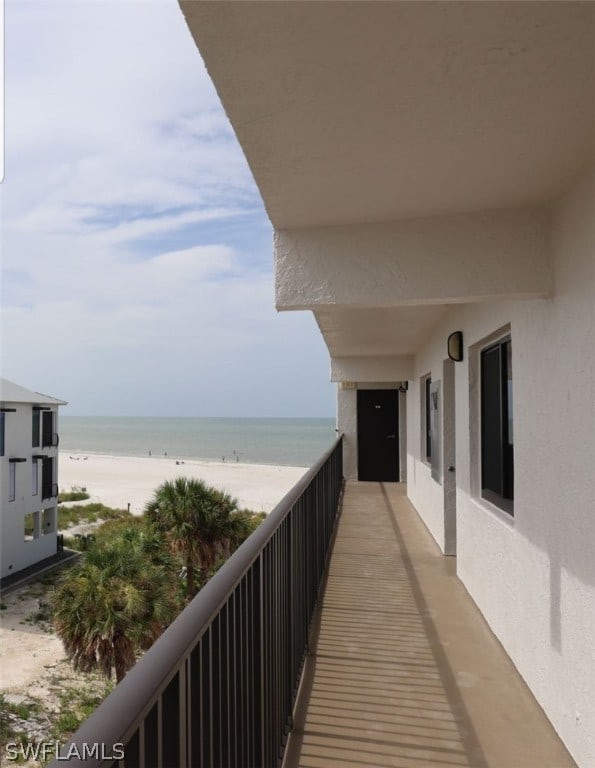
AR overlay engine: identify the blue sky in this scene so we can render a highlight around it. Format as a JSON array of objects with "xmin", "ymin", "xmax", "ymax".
[{"xmin": 0, "ymin": 0, "xmax": 335, "ymax": 417}]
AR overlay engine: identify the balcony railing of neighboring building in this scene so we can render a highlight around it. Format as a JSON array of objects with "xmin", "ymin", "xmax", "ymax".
[
  {"xmin": 42, "ymin": 482, "xmax": 59, "ymax": 501},
  {"xmin": 42, "ymin": 432, "xmax": 59, "ymax": 448},
  {"xmin": 49, "ymin": 436, "xmax": 344, "ymax": 768}
]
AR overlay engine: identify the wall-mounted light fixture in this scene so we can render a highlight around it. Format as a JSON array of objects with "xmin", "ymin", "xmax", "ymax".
[
  {"xmin": 398, "ymin": 381, "xmax": 409, "ymax": 393},
  {"xmin": 447, "ymin": 331, "xmax": 464, "ymax": 362}
]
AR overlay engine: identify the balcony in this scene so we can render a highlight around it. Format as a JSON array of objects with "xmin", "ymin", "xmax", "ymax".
[
  {"xmin": 42, "ymin": 482, "xmax": 59, "ymax": 501},
  {"xmin": 284, "ymin": 483, "xmax": 575, "ymax": 768},
  {"xmin": 42, "ymin": 431, "xmax": 59, "ymax": 448},
  {"xmin": 51, "ymin": 445, "xmax": 573, "ymax": 768}
]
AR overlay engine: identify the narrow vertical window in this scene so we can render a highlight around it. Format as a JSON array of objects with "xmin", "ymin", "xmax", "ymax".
[
  {"xmin": 42, "ymin": 457, "xmax": 55, "ymax": 499},
  {"xmin": 481, "ymin": 336, "xmax": 514, "ymax": 514},
  {"xmin": 32, "ymin": 458, "xmax": 39, "ymax": 496},
  {"xmin": 32, "ymin": 409, "xmax": 41, "ymax": 447},
  {"xmin": 0, "ymin": 412, "xmax": 5, "ymax": 457},
  {"xmin": 421, "ymin": 375, "xmax": 432, "ymax": 462},
  {"xmin": 31, "ymin": 407, "xmax": 41, "ymax": 448},
  {"xmin": 425, "ymin": 377, "xmax": 432, "ymax": 461},
  {"xmin": 42, "ymin": 411, "xmax": 53, "ymax": 447},
  {"xmin": 9, "ymin": 462, "xmax": 16, "ymax": 502}
]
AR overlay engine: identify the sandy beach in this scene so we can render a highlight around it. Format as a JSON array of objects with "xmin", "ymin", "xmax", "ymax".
[
  {"xmin": 58, "ymin": 452, "xmax": 306, "ymax": 515},
  {"xmin": 0, "ymin": 453, "xmax": 306, "ymax": 701}
]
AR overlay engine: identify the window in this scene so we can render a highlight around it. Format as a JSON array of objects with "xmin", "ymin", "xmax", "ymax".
[
  {"xmin": 42, "ymin": 411, "xmax": 54, "ymax": 447},
  {"xmin": 9, "ymin": 462, "xmax": 16, "ymax": 502},
  {"xmin": 32, "ymin": 458, "xmax": 39, "ymax": 496},
  {"xmin": 42, "ymin": 457, "xmax": 56, "ymax": 499},
  {"xmin": 32, "ymin": 409, "xmax": 41, "ymax": 447},
  {"xmin": 0, "ymin": 412, "xmax": 5, "ymax": 456},
  {"xmin": 481, "ymin": 336, "xmax": 514, "ymax": 514},
  {"xmin": 421, "ymin": 375, "xmax": 432, "ymax": 462}
]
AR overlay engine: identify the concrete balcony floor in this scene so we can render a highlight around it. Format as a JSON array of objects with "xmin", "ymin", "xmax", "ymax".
[{"xmin": 285, "ymin": 481, "xmax": 575, "ymax": 768}]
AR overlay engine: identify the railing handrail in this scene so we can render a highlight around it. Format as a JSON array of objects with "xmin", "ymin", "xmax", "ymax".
[{"xmin": 55, "ymin": 436, "xmax": 343, "ymax": 763}]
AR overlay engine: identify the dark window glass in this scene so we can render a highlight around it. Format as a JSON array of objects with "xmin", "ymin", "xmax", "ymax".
[
  {"xmin": 481, "ymin": 337, "xmax": 514, "ymax": 514},
  {"xmin": 42, "ymin": 457, "xmax": 55, "ymax": 499},
  {"xmin": 425, "ymin": 377, "xmax": 432, "ymax": 460},
  {"xmin": 32, "ymin": 410, "xmax": 40, "ymax": 447},
  {"xmin": 42, "ymin": 411, "xmax": 53, "ymax": 447},
  {"xmin": 0, "ymin": 413, "xmax": 4, "ymax": 457}
]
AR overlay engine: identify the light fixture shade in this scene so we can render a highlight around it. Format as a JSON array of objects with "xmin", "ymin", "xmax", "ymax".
[{"xmin": 447, "ymin": 331, "xmax": 464, "ymax": 362}]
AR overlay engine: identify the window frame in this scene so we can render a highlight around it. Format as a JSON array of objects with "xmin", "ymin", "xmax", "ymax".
[
  {"xmin": 32, "ymin": 409, "xmax": 41, "ymax": 447},
  {"xmin": 32, "ymin": 458, "xmax": 39, "ymax": 496},
  {"xmin": 480, "ymin": 335, "xmax": 514, "ymax": 515}
]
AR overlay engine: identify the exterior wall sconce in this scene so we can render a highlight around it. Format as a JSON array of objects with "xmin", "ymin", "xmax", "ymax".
[
  {"xmin": 399, "ymin": 382, "xmax": 409, "ymax": 393},
  {"xmin": 447, "ymin": 331, "xmax": 464, "ymax": 362}
]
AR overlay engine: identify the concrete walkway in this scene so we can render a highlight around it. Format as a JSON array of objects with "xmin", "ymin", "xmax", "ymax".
[{"xmin": 285, "ymin": 481, "xmax": 575, "ymax": 768}]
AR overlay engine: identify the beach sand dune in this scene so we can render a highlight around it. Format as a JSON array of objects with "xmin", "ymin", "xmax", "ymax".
[{"xmin": 59, "ymin": 452, "xmax": 306, "ymax": 515}]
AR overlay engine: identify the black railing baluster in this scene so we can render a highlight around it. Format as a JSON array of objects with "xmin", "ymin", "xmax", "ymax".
[
  {"xmin": 144, "ymin": 702, "xmax": 158, "ymax": 768},
  {"xmin": 253, "ymin": 553, "xmax": 263, "ymax": 768},
  {"xmin": 162, "ymin": 674, "xmax": 179, "ymax": 767}
]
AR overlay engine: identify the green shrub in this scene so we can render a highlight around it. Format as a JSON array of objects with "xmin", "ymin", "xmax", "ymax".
[
  {"xmin": 55, "ymin": 711, "xmax": 81, "ymax": 733},
  {"xmin": 57, "ymin": 503, "xmax": 130, "ymax": 530},
  {"xmin": 59, "ymin": 485, "xmax": 90, "ymax": 502}
]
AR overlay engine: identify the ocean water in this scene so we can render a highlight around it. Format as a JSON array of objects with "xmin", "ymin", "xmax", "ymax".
[{"xmin": 59, "ymin": 417, "xmax": 337, "ymax": 468}]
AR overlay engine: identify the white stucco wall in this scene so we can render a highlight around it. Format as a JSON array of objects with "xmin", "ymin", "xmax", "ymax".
[
  {"xmin": 405, "ymin": 170, "xmax": 595, "ymax": 767},
  {"xmin": 331, "ymin": 355, "xmax": 413, "ymax": 383},
  {"xmin": 0, "ymin": 404, "xmax": 60, "ymax": 579},
  {"xmin": 276, "ymin": 207, "xmax": 552, "ymax": 309}
]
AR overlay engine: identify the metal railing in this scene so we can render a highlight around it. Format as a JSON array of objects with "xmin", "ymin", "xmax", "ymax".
[{"xmin": 50, "ymin": 437, "xmax": 343, "ymax": 768}]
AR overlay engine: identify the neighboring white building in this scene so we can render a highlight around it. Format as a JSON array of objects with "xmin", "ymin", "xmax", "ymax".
[
  {"xmin": 182, "ymin": 3, "xmax": 594, "ymax": 766},
  {"xmin": 0, "ymin": 379, "xmax": 67, "ymax": 579}
]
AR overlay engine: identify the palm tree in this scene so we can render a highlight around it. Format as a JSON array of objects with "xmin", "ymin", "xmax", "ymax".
[
  {"xmin": 52, "ymin": 526, "xmax": 179, "ymax": 682},
  {"xmin": 145, "ymin": 478, "xmax": 255, "ymax": 599}
]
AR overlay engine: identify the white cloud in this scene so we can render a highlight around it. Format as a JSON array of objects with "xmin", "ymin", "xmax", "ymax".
[{"xmin": 0, "ymin": 0, "xmax": 335, "ymax": 416}]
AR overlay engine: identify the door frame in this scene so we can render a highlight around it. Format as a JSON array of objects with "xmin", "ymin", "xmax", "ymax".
[
  {"xmin": 356, "ymin": 388, "xmax": 400, "ymax": 482},
  {"xmin": 443, "ymin": 358, "xmax": 457, "ymax": 556}
]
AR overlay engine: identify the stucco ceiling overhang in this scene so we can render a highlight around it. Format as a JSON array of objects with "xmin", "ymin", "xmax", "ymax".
[
  {"xmin": 181, "ymin": 1, "xmax": 594, "ymax": 369},
  {"xmin": 181, "ymin": 1, "xmax": 594, "ymax": 229},
  {"xmin": 314, "ymin": 306, "xmax": 450, "ymax": 358}
]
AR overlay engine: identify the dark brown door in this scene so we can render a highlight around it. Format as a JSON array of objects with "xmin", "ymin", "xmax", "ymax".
[{"xmin": 357, "ymin": 389, "xmax": 399, "ymax": 481}]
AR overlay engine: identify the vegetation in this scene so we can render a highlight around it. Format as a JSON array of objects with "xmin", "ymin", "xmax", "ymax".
[
  {"xmin": 1, "ymin": 694, "xmax": 30, "ymax": 754},
  {"xmin": 59, "ymin": 485, "xmax": 90, "ymax": 502},
  {"xmin": 145, "ymin": 477, "xmax": 258, "ymax": 599},
  {"xmin": 0, "ymin": 681, "xmax": 115, "ymax": 755},
  {"xmin": 52, "ymin": 526, "xmax": 181, "ymax": 682},
  {"xmin": 57, "ymin": 502, "xmax": 129, "ymax": 531},
  {"xmin": 51, "ymin": 477, "xmax": 264, "ymax": 690}
]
